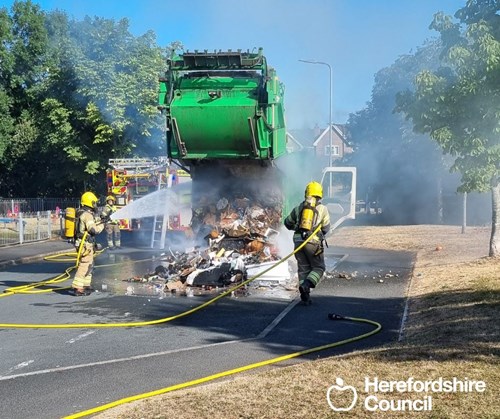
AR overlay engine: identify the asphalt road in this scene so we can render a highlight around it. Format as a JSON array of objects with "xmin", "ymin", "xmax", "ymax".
[{"xmin": 0, "ymin": 242, "xmax": 414, "ymax": 418}]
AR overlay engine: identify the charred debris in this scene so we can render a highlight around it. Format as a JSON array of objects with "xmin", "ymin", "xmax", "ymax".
[{"xmin": 124, "ymin": 188, "xmax": 292, "ymax": 295}]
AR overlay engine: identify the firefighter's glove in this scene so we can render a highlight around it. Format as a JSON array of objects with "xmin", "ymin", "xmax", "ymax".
[{"xmin": 101, "ymin": 213, "xmax": 111, "ymax": 223}]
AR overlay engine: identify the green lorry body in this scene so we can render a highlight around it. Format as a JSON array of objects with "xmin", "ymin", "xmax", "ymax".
[
  {"xmin": 159, "ymin": 48, "xmax": 297, "ymax": 221},
  {"xmin": 160, "ymin": 48, "xmax": 286, "ymax": 161}
]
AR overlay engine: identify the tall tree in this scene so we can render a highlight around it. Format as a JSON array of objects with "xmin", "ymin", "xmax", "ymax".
[
  {"xmin": 0, "ymin": 4, "xmax": 165, "ymax": 197},
  {"xmin": 0, "ymin": 0, "xmax": 51, "ymax": 195},
  {"xmin": 346, "ymin": 41, "xmax": 454, "ymax": 224},
  {"xmin": 7, "ymin": 0, "xmax": 48, "ymax": 113},
  {"xmin": 68, "ymin": 16, "xmax": 164, "ymax": 159},
  {"xmin": 34, "ymin": 14, "xmax": 165, "ymax": 195},
  {"xmin": 0, "ymin": 9, "xmax": 14, "ymax": 162},
  {"xmin": 396, "ymin": 0, "xmax": 500, "ymax": 257}
]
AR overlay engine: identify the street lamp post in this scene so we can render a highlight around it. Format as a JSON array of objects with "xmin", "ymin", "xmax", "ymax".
[{"xmin": 299, "ymin": 59, "xmax": 333, "ymax": 197}]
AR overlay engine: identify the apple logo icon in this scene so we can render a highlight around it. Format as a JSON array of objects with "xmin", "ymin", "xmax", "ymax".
[{"xmin": 326, "ymin": 377, "xmax": 358, "ymax": 411}]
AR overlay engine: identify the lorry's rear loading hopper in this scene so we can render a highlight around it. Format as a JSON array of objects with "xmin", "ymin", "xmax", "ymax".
[{"xmin": 159, "ymin": 48, "xmax": 287, "ymax": 163}]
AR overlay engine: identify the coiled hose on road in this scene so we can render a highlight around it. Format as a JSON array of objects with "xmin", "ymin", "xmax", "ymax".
[{"xmin": 0, "ymin": 232, "xmax": 151, "ymax": 299}]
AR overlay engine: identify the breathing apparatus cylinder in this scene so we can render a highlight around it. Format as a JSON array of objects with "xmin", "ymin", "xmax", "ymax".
[
  {"xmin": 64, "ymin": 207, "xmax": 76, "ymax": 239},
  {"xmin": 299, "ymin": 196, "xmax": 317, "ymax": 232}
]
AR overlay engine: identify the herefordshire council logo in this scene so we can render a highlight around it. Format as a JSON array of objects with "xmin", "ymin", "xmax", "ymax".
[{"xmin": 327, "ymin": 377, "xmax": 358, "ymax": 412}]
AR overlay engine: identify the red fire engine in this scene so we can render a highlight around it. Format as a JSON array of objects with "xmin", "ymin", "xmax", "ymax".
[{"xmin": 106, "ymin": 158, "xmax": 190, "ymax": 231}]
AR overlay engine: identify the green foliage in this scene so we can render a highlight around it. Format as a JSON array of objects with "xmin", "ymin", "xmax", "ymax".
[
  {"xmin": 397, "ymin": 3, "xmax": 500, "ymax": 194},
  {"xmin": 84, "ymin": 102, "xmax": 114, "ymax": 145},
  {"xmin": 0, "ymin": 88, "xmax": 14, "ymax": 161},
  {"xmin": 67, "ymin": 17, "xmax": 165, "ymax": 158},
  {"xmin": 40, "ymin": 98, "xmax": 74, "ymax": 147},
  {"xmin": 0, "ymin": 8, "xmax": 14, "ymax": 77},
  {"xmin": 8, "ymin": 0, "xmax": 49, "ymax": 110},
  {"xmin": 164, "ymin": 40, "xmax": 184, "ymax": 58},
  {"xmin": 8, "ymin": 110, "xmax": 38, "ymax": 161},
  {"xmin": 0, "ymin": 3, "xmax": 168, "ymax": 197}
]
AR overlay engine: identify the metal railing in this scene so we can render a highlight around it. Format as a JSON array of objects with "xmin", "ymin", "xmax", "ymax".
[
  {"xmin": 0, "ymin": 211, "xmax": 65, "ymax": 247},
  {"xmin": 0, "ymin": 198, "xmax": 80, "ymax": 217}
]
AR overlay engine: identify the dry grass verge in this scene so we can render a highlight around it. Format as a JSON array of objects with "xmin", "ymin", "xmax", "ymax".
[{"xmin": 96, "ymin": 225, "xmax": 499, "ymax": 418}]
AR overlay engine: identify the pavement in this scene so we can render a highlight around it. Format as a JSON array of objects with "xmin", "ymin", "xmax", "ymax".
[
  {"xmin": 0, "ymin": 238, "xmax": 76, "ymax": 268},
  {"xmin": 0, "ymin": 229, "xmax": 158, "ymax": 268}
]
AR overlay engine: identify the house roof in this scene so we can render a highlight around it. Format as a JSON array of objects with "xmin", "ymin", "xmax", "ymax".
[
  {"xmin": 285, "ymin": 132, "xmax": 304, "ymax": 151},
  {"xmin": 289, "ymin": 124, "xmax": 349, "ymax": 148},
  {"xmin": 287, "ymin": 128, "xmax": 319, "ymax": 148},
  {"xmin": 312, "ymin": 124, "xmax": 348, "ymax": 147}
]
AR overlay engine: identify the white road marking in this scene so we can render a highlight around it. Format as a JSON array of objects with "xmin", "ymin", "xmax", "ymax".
[
  {"xmin": 256, "ymin": 299, "xmax": 300, "ymax": 338},
  {"xmin": 66, "ymin": 330, "xmax": 95, "ymax": 344},
  {"xmin": 0, "ymin": 294, "xmax": 306, "ymax": 382},
  {"xmin": 0, "ymin": 258, "xmax": 347, "ymax": 382},
  {"xmin": 0, "ymin": 338, "xmax": 251, "ymax": 381},
  {"xmin": 1, "ymin": 360, "xmax": 34, "ymax": 377}
]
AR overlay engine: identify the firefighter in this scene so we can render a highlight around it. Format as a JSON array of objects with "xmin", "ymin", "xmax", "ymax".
[
  {"xmin": 284, "ymin": 181, "xmax": 331, "ymax": 304},
  {"xmin": 71, "ymin": 191, "xmax": 106, "ymax": 296},
  {"xmin": 101, "ymin": 195, "xmax": 121, "ymax": 249}
]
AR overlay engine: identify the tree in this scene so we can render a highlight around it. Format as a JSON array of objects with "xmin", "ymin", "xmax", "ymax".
[
  {"xmin": 396, "ymin": 1, "xmax": 500, "ymax": 257},
  {"xmin": 0, "ymin": 4, "xmax": 166, "ymax": 197},
  {"xmin": 0, "ymin": 0, "xmax": 52, "ymax": 195},
  {"xmin": 67, "ymin": 16, "xmax": 165, "ymax": 159},
  {"xmin": 0, "ymin": 9, "xmax": 14, "ymax": 163},
  {"xmin": 40, "ymin": 14, "xmax": 165, "ymax": 194},
  {"xmin": 346, "ymin": 41, "xmax": 454, "ymax": 224}
]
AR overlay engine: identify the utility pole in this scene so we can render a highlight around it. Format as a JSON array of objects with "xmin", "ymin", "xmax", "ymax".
[{"xmin": 299, "ymin": 59, "xmax": 334, "ymax": 197}]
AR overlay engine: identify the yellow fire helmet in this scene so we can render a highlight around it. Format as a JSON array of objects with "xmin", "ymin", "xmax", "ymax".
[
  {"xmin": 106, "ymin": 195, "xmax": 116, "ymax": 203},
  {"xmin": 81, "ymin": 191, "xmax": 98, "ymax": 209},
  {"xmin": 305, "ymin": 181, "xmax": 323, "ymax": 198}
]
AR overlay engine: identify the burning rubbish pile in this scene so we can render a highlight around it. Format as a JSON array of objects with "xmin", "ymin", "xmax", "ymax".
[{"xmin": 125, "ymin": 191, "xmax": 293, "ymax": 294}]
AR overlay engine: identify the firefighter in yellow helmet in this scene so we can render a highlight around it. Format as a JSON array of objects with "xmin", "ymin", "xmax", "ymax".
[
  {"xmin": 71, "ymin": 192, "xmax": 105, "ymax": 296},
  {"xmin": 100, "ymin": 195, "xmax": 121, "ymax": 249},
  {"xmin": 284, "ymin": 181, "xmax": 331, "ymax": 304}
]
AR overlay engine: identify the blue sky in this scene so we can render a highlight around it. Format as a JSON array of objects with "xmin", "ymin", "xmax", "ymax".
[{"xmin": 2, "ymin": 0, "xmax": 466, "ymax": 128}]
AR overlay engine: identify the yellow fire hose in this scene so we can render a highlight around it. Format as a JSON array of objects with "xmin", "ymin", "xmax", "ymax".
[
  {"xmin": 0, "ymin": 232, "xmax": 151, "ymax": 297},
  {"xmin": 0, "ymin": 233, "xmax": 88, "ymax": 297},
  {"xmin": 1, "ymin": 226, "xmax": 327, "ymax": 328},
  {"xmin": 0, "ymin": 231, "xmax": 91, "ymax": 297},
  {"xmin": 0, "ymin": 226, "xmax": 382, "ymax": 418},
  {"xmin": 64, "ymin": 316, "xmax": 381, "ymax": 419}
]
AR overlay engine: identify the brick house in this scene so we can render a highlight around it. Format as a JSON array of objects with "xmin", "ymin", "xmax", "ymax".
[
  {"xmin": 289, "ymin": 124, "xmax": 352, "ymax": 161},
  {"xmin": 312, "ymin": 124, "xmax": 352, "ymax": 160}
]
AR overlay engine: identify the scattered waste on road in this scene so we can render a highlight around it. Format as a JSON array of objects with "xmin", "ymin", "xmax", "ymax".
[{"xmin": 121, "ymin": 196, "xmax": 296, "ymax": 298}]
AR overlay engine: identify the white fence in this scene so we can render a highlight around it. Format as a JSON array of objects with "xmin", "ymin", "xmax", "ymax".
[{"xmin": 0, "ymin": 211, "xmax": 65, "ymax": 246}]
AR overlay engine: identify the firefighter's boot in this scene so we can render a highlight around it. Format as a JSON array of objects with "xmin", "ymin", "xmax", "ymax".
[
  {"xmin": 299, "ymin": 279, "xmax": 313, "ymax": 305},
  {"xmin": 70, "ymin": 287, "xmax": 87, "ymax": 296},
  {"xmin": 83, "ymin": 286, "xmax": 95, "ymax": 295}
]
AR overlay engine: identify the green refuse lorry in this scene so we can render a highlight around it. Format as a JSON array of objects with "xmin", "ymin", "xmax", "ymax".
[
  {"xmin": 158, "ymin": 48, "xmax": 356, "ymax": 237},
  {"xmin": 158, "ymin": 48, "xmax": 295, "ymax": 228}
]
